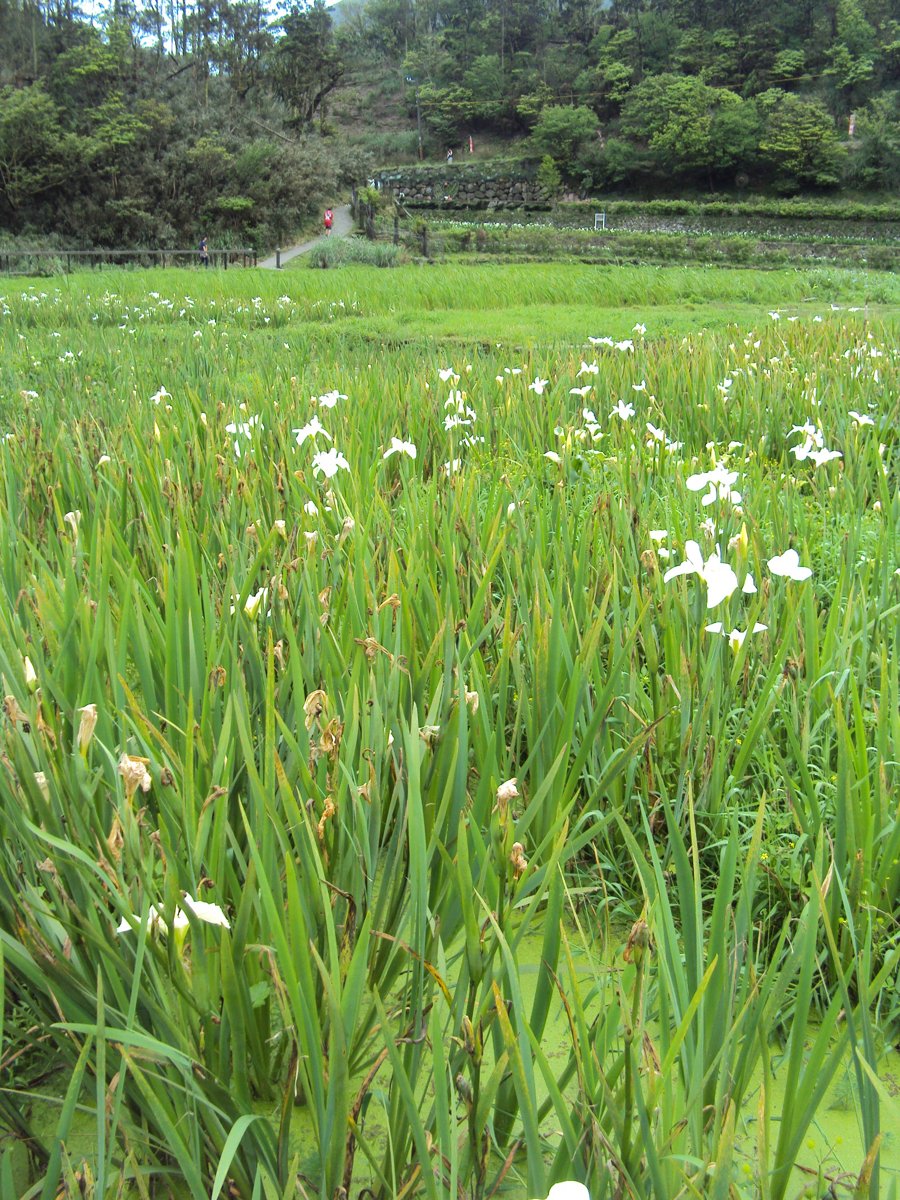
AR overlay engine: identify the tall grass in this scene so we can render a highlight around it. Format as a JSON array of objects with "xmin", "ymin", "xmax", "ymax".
[
  {"xmin": 307, "ymin": 239, "xmax": 403, "ymax": 269},
  {"xmin": 0, "ymin": 267, "xmax": 896, "ymax": 1198}
]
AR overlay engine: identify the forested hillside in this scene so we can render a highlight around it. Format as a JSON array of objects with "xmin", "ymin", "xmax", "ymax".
[
  {"xmin": 0, "ymin": 0, "xmax": 897, "ymax": 247},
  {"xmin": 0, "ymin": 0, "xmax": 363, "ymax": 246},
  {"xmin": 337, "ymin": 0, "xmax": 899, "ymax": 191}
]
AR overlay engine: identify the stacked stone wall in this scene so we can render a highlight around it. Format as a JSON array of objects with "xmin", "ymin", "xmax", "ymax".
[{"xmin": 372, "ymin": 165, "xmax": 549, "ymax": 209}]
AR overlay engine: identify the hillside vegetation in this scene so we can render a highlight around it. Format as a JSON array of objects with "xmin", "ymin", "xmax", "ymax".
[
  {"xmin": 333, "ymin": 0, "xmax": 899, "ymax": 196},
  {"xmin": 1, "ymin": 0, "xmax": 898, "ymax": 248}
]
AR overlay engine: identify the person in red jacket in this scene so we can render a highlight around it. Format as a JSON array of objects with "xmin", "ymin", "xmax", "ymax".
[{"xmin": 324, "ymin": 208, "xmax": 334, "ymax": 235}]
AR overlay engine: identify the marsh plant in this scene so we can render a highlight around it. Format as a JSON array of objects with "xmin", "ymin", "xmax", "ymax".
[{"xmin": 0, "ymin": 266, "xmax": 896, "ymax": 1199}]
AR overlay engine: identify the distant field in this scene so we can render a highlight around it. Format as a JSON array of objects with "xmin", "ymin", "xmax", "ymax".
[
  {"xmin": 43, "ymin": 258, "xmax": 896, "ymax": 346},
  {"xmin": 352, "ymin": 188, "xmax": 900, "ymax": 274},
  {"xmin": 359, "ymin": 222, "xmax": 900, "ymax": 273},
  {"xmin": 0, "ymin": 263, "xmax": 897, "ymax": 1200}
]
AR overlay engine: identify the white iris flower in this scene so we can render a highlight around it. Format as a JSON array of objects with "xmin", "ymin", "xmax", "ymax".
[
  {"xmin": 383, "ymin": 438, "xmax": 417, "ymax": 460},
  {"xmin": 767, "ymin": 549, "xmax": 813, "ymax": 581}
]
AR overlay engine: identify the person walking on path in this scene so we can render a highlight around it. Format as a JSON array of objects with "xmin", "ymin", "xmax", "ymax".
[
  {"xmin": 199, "ymin": 236, "xmax": 210, "ymax": 267},
  {"xmin": 258, "ymin": 203, "xmax": 352, "ymax": 269},
  {"xmin": 324, "ymin": 208, "xmax": 334, "ymax": 236}
]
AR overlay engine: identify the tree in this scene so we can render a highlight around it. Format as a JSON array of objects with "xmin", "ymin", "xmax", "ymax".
[
  {"xmin": 529, "ymin": 103, "xmax": 599, "ymax": 164},
  {"xmin": 770, "ymin": 48, "xmax": 807, "ymax": 86},
  {"xmin": 514, "ymin": 81, "xmax": 554, "ymax": 128},
  {"xmin": 759, "ymin": 93, "xmax": 846, "ymax": 188},
  {"xmin": 361, "ymin": 0, "xmax": 416, "ymax": 59},
  {"xmin": 417, "ymin": 82, "xmax": 475, "ymax": 144},
  {"xmin": 709, "ymin": 97, "xmax": 763, "ymax": 172},
  {"xmin": 463, "ymin": 54, "xmax": 508, "ymax": 122},
  {"xmin": 845, "ymin": 92, "xmax": 900, "ymax": 188},
  {"xmin": 575, "ymin": 26, "xmax": 639, "ymax": 117},
  {"xmin": 593, "ymin": 135, "xmax": 655, "ymax": 186},
  {"xmin": 0, "ymin": 83, "xmax": 81, "ymax": 216},
  {"xmin": 269, "ymin": 1, "xmax": 343, "ymax": 127},
  {"xmin": 621, "ymin": 73, "xmax": 748, "ymax": 179},
  {"xmin": 209, "ymin": 0, "xmax": 272, "ymax": 96}
]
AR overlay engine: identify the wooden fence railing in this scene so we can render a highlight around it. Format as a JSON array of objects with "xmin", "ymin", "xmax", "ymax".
[{"xmin": 0, "ymin": 248, "xmax": 257, "ymax": 275}]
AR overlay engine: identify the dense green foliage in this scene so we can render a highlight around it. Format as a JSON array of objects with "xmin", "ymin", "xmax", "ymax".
[
  {"xmin": 0, "ymin": 263, "xmax": 897, "ymax": 1197},
  {"xmin": 0, "ymin": 0, "xmax": 359, "ymax": 247},
  {"xmin": 335, "ymin": 0, "xmax": 900, "ymax": 192},
  {"xmin": 1, "ymin": 0, "xmax": 898, "ymax": 246}
]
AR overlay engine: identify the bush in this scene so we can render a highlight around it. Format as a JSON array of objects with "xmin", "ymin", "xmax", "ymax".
[
  {"xmin": 307, "ymin": 237, "xmax": 401, "ymax": 268},
  {"xmin": 536, "ymin": 155, "xmax": 562, "ymax": 198},
  {"xmin": 529, "ymin": 105, "xmax": 600, "ymax": 168}
]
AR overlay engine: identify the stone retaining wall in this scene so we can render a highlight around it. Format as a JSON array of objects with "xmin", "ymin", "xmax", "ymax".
[{"xmin": 373, "ymin": 165, "xmax": 550, "ymax": 209}]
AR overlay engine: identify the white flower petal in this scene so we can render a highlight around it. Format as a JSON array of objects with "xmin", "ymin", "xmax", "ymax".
[
  {"xmin": 546, "ymin": 1184, "xmax": 590, "ymax": 1200},
  {"xmin": 181, "ymin": 895, "xmax": 231, "ymax": 929},
  {"xmin": 767, "ymin": 549, "xmax": 812, "ymax": 581}
]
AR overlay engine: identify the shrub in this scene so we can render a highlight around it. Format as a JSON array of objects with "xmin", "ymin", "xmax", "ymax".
[
  {"xmin": 307, "ymin": 237, "xmax": 401, "ymax": 268},
  {"xmin": 529, "ymin": 105, "xmax": 600, "ymax": 167},
  {"xmin": 536, "ymin": 154, "xmax": 562, "ymax": 198}
]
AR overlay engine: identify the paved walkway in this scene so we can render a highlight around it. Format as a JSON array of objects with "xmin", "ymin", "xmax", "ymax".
[{"xmin": 258, "ymin": 205, "xmax": 354, "ymax": 268}]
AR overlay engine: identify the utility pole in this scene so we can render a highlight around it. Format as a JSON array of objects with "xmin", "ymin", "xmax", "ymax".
[{"xmin": 406, "ymin": 75, "xmax": 424, "ymax": 160}]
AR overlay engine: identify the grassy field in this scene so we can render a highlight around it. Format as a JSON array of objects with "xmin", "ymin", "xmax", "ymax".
[{"xmin": 0, "ymin": 263, "xmax": 897, "ymax": 1200}]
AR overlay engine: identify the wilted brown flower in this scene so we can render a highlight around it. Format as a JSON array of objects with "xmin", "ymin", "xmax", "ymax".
[
  {"xmin": 304, "ymin": 689, "xmax": 327, "ymax": 730},
  {"xmin": 355, "ymin": 636, "xmax": 383, "ymax": 662},
  {"xmin": 36, "ymin": 707, "xmax": 57, "ymax": 748},
  {"xmin": 118, "ymin": 754, "xmax": 152, "ymax": 800},
  {"xmin": 106, "ymin": 813, "xmax": 125, "ymax": 862},
  {"xmin": 3, "ymin": 695, "xmax": 29, "ymax": 730},
  {"xmin": 317, "ymin": 796, "xmax": 336, "ymax": 843},
  {"xmin": 623, "ymin": 918, "xmax": 652, "ymax": 965},
  {"xmin": 454, "ymin": 1073, "xmax": 473, "ymax": 1110},
  {"xmin": 510, "ymin": 842, "xmax": 528, "ymax": 878},
  {"xmin": 320, "ymin": 717, "xmax": 343, "ymax": 759},
  {"xmin": 496, "ymin": 778, "xmax": 519, "ymax": 806}
]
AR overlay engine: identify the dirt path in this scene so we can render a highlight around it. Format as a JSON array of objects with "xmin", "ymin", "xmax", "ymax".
[{"xmin": 257, "ymin": 205, "xmax": 354, "ymax": 269}]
